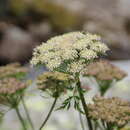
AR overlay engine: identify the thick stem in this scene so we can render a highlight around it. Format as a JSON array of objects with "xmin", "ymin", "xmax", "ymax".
[
  {"xmin": 39, "ymin": 98, "xmax": 57, "ymax": 130},
  {"xmin": 79, "ymin": 112, "xmax": 85, "ymax": 130},
  {"xmin": 21, "ymin": 97, "xmax": 35, "ymax": 130},
  {"xmin": 15, "ymin": 107, "xmax": 27, "ymax": 130},
  {"xmin": 77, "ymin": 78, "xmax": 93, "ymax": 130}
]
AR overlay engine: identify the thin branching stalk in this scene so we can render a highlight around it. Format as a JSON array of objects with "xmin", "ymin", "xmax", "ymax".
[
  {"xmin": 102, "ymin": 120, "xmax": 107, "ymax": 129},
  {"xmin": 79, "ymin": 112, "xmax": 85, "ymax": 130},
  {"xmin": 93, "ymin": 121, "xmax": 98, "ymax": 130},
  {"xmin": 21, "ymin": 97, "xmax": 35, "ymax": 130},
  {"xmin": 15, "ymin": 106, "xmax": 27, "ymax": 130},
  {"xmin": 76, "ymin": 77, "xmax": 93, "ymax": 130},
  {"xmin": 39, "ymin": 98, "xmax": 58, "ymax": 130}
]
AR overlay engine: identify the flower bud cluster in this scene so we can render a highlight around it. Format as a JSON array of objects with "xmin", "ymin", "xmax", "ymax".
[
  {"xmin": 36, "ymin": 72, "xmax": 74, "ymax": 97},
  {"xmin": 84, "ymin": 60, "xmax": 127, "ymax": 81},
  {"xmin": 88, "ymin": 96, "xmax": 130, "ymax": 127},
  {"xmin": 0, "ymin": 78, "xmax": 27, "ymax": 95}
]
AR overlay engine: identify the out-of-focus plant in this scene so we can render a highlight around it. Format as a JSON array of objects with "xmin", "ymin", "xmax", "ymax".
[
  {"xmin": 0, "ymin": 63, "xmax": 34, "ymax": 130},
  {"xmin": 0, "ymin": 78, "xmax": 28, "ymax": 130},
  {"xmin": 0, "ymin": 63, "xmax": 27, "ymax": 79},
  {"xmin": 31, "ymin": 31, "xmax": 109, "ymax": 130},
  {"xmin": 83, "ymin": 60, "xmax": 127, "ymax": 96},
  {"xmin": 88, "ymin": 96, "xmax": 130, "ymax": 130}
]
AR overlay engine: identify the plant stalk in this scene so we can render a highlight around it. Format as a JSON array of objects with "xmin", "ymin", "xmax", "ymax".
[
  {"xmin": 79, "ymin": 112, "xmax": 85, "ymax": 130},
  {"xmin": 15, "ymin": 106, "xmax": 27, "ymax": 130},
  {"xmin": 77, "ymin": 78, "xmax": 93, "ymax": 130},
  {"xmin": 21, "ymin": 97, "xmax": 35, "ymax": 130},
  {"xmin": 39, "ymin": 98, "xmax": 57, "ymax": 130}
]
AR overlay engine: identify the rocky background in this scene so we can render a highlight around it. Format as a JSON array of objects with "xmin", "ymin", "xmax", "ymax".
[{"xmin": 0, "ymin": 0, "xmax": 130, "ymax": 64}]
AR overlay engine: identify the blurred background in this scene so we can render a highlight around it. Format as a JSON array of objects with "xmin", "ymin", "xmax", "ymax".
[
  {"xmin": 0, "ymin": 0, "xmax": 130, "ymax": 130},
  {"xmin": 0, "ymin": 0, "xmax": 130, "ymax": 65}
]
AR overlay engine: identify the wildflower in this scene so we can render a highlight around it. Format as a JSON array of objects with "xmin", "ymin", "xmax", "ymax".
[
  {"xmin": 0, "ymin": 78, "xmax": 27, "ymax": 95},
  {"xmin": 83, "ymin": 60, "xmax": 127, "ymax": 95},
  {"xmin": 0, "ymin": 78, "xmax": 28, "ymax": 107},
  {"xmin": 31, "ymin": 32, "xmax": 109, "ymax": 74},
  {"xmin": 84, "ymin": 60, "xmax": 127, "ymax": 81},
  {"xmin": 36, "ymin": 72, "xmax": 74, "ymax": 97},
  {"xmin": 0, "ymin": 63, "xmax": 28, "ymax": 79},
  {"xmin": 88, "ymin": 96, "xmax": 130, "ymax": 127},
  {"xmin": 67, "ymin": 60, "xmax": 86, "ymax": 74},
  {"xmin": 31, "ymin": 32, "xmax": 109, "ymax": 129}
]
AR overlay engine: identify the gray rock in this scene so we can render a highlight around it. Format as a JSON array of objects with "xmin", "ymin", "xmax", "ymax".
[
  {"xmin": 28, "ymin": 22, "xmax": 52, "ymax": 41},
  {"xmin": 0, "ymin": 25, "xmax": 37, "ymax": 63}
]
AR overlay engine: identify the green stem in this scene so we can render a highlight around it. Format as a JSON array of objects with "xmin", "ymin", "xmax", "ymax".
[
  {"xmin": 39, "ymin": 98, "xmax": 57, "ymax": 130},
  {"xmin": 79, "ymin": 112, "xmax": 85, "ymax": 130},
  {"xmin": 94, "ymin": 121, "xmax": 98, "ymax": 130},
  {"xmin": 106, "ymin": 123, "xmax": 114, "ymax": 130},
  {"xmin": 77, "ymin": 78, "xmax": 93, "ymax": 130},
  {"xmin": 21, "ymin": 97, "xmax": 35, "ymax": 130},
  {"xmin": 15, "ymin": 106, "xmax": 27, "ymax": 130}
]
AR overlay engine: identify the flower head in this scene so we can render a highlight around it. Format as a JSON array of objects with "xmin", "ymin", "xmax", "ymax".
[
  {"xmin": 0, "ymin": 78, "xmax": 28, "ymax": 107},
  {"xmin": 0, "ymin": 63, "xmax": 28, "ymax": 79},
  {"xmin": 88, "ymin": 96, "xmax": 130, "ymax": 127},
  {"xmin": 31, "ymin": 32, "xmax": 109, "ymax": 74},
  {"xmin": 84, "ymin": 60, "xmax": 127, "ymax": 81},
  {"xmin": 36, "ymin": 72, "xmax": 74, "ymax": 97},
  {"xmin": 0, "ymin": 78, "xmax": 27, "ymax": 95}
]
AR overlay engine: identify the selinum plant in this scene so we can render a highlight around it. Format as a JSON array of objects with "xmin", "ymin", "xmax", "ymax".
[
  {"xmin": 0, "ymin": 31, "xmax": 129, "ymax": 130},
  {"xmin": 31, "ymin": 31, "xmax": 109, "ymax": 130},
  {"xmin": 83, "ymin": 60, "xmax": 127, "ymax": 95},
  {"xmin": 88, "ymin": 96, "xmax": 130, "ymax": 130},
  {"xmin": 0, "ymin": 63, "xmax": 34, "ymax": 130}
]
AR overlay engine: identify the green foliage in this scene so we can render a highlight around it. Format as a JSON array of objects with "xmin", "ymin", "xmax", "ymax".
[{"xmin": 57, "ymin": 95, "xmax": 84, "ymax": 114}]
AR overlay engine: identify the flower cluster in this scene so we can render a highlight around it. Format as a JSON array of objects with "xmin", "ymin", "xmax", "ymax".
[
  {"xmin": 0, "ymin": 78, "xmax": 27, "ymax": 95},
  {"xmin": 88, "ymin": 96, "xmax": 130, "ymax": 127},
  {"xmin": 0, "ymin": 63, "xmax": 28, "ymax": 79},
  {"xmin": 36, "ymin": 72, "xmax": 74, "ymax": 97},
  {"xmin": 83, "ymin": 60, "xmax": 127, "ymax": 95},
  {"xmin": 31, "ymin": 32, "xmax": 109, "ymax": 74},
  {"xmin": 84, "ymin": 60, "xmax": 127, "ymax": 81},
  {"xmin": 0, "ymin": 63, "xmax": 28, "ymax": 109},
  {"xmin": 0, "ymin": 77, "xmax": 28, "ymax": 108}
]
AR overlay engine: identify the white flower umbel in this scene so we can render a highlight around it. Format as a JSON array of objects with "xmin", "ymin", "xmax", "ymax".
[
  {"xmin": 31, "ymin": 32, "xmax": 109, "ymax": 130},
  {"xmin": 31, "ymin": 31, "xmax": 109, "ymax": 74}
]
